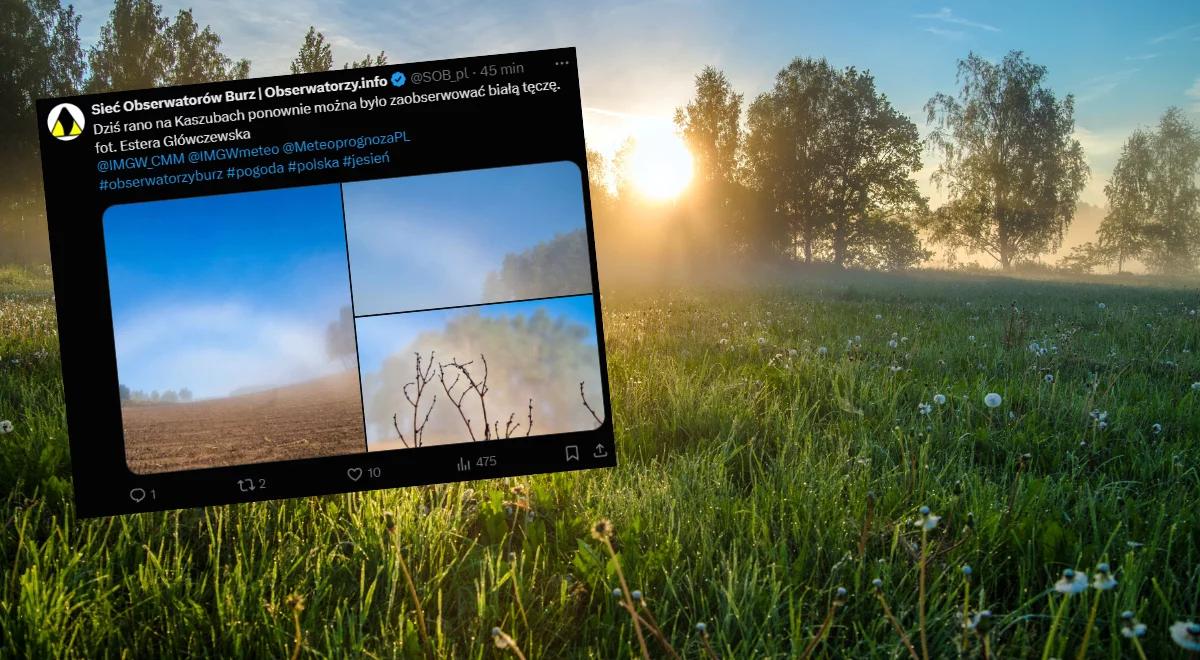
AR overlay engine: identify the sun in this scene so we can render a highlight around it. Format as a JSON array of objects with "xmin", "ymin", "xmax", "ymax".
[{"xmin": 625, "ymin": 128, "xmax": 694, "ymax": 201}]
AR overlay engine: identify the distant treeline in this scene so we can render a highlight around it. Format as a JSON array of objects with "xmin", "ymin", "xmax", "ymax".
[
  {"xmin": 119, "ymin": 384, "xmax": 192, "ymax": 403},
  {"xmin": 591, "ymin": 57, "xmax": 1199, "ymax": 275}
]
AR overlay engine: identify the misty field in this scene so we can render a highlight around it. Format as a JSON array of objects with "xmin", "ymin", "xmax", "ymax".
[{"xmin": 2, "ymin": 264, "xmax": 1199, "ymax": 657}]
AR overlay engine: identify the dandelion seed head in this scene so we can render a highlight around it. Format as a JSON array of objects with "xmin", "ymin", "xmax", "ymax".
[
  {"xmin": 0, "ymin": 420, "xmax": 12, "ymax": 434},
  {"xmin": 612, "ymin": 588, "xmax": 622, "ymax": 598},
  {"xmin": 1044, "ymin": 373, "xmax": 1054, "ymax": 383},
  {"xmin": 872, "ymin": 578, "xmax": 883, "ymax": 589},
  {"xmin": 1170, "ymin": 621, "xmax": 1200, "ymax": 651},
  {"xmin": 631, "ymin": 590, "xmax": 642, "ymax": 602},
  {"xmin": 962, "ymin": 565, "xmax": 972, "ymax": 576},
  {"xmin": 918, "ymin": 402, "xmax": 932, "ymax": 415},
  {"xmin": 888, "ymin": 339, "xmax": 898, "ymax": 349},
  {"xmin": 933, "ymin": 393, "xmax": 947, "ymax": 405},
  {"xmin": 1055, "ymin": 568, "xmax": 1088, "ymax": 595},
  {"xmin": 984, "ymin": 392, "xmax": 1002, "ymax": 408},
  {"xmin": 591, "ymin": 519, "xmax": 613, "ymax": 541},
  {"xmin": 1098, "ymin": 302, "xmax": 1106, "ymax": 310},
  {"xmin": 1152, "ymin": 423, "xmax": 1163, "ymax": 434},
  {"xmin": 817, "ymin": 346, "xmax": 828, "ymax": 356},
  {"xmin": 695, "ymin": 622, "xmax": 708, "ymax": 633}
]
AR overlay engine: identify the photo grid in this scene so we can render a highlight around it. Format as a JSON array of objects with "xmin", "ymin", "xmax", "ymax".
[{"xmin": 103, "ymin": 161, "xmax": 603, "ymax": 473}]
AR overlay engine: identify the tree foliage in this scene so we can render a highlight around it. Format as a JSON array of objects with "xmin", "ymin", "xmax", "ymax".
[
  {"xmin": 482, "ymin": 229, "xmax": 591, "ymax": 301},
  {"xmin": 744, "ymin": 58, "xmax": 926, "ymax": 266},
  {"xmin": 291, "ymin": 26, "xmax": 333, "ymax": 74},
  {"xmin": 1099, "ymin": 108, "xmax": 1200, "ymax": 274},
  {"xmin": 0, "ymin": 0, "xmax": 83, "ymax": 263},
  {"xmin": 924, "ymin": 51, "xmax": 1088, "ymax": 269}
]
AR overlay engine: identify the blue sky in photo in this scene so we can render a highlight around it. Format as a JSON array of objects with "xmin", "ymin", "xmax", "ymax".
[
  {"xmin": 354, "ymin": 294, "xmax": 598, "ymax": 374},
  {"xmin": 342, "ymin": 161, "xmax": 587, "ymax": 315},
  {"xmin": 103, "ymin": 184, "xmax": 354, "ymax": 398}
]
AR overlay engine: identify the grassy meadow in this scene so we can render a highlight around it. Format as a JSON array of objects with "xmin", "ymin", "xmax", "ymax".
[{"xmin": 2, "ymin": 263, "xmax": 1200, "ymax": 657}]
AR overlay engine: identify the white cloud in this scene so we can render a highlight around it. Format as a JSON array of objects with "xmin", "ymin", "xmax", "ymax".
[
  {"xmin": 914, "ymin": 7, "xmax": 1000, "ymax": 33},
  {"xmin": 1149, "ymin": 22, "xmax": 1200, "ymax": 44},
  {"xmin": 1187, "ymin": 77, "xmax": 1200, "ymax": 112},
  {"xmin": 1124, "ymin": 53, "xmax": 1159, "ymax": 61},
  {"xmin": 924, "ymin": 26, "xmax": 966, "ymax": 41},
  {"xmin": 1075, "ymin": 68, "xmax": 1141, "ymax": 104}
]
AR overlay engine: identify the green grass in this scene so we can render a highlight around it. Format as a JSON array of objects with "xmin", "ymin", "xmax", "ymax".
[{"xmin": 2, "ymin": 266, "xmax": 1199, "ymax": 657}]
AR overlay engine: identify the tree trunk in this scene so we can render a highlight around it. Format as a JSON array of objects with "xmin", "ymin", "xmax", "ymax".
[{"xmin": 832, "ymin": 222, "xmax": 846, "ymax": 268}]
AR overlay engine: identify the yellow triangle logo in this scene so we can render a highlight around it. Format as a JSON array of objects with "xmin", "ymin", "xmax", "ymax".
[
  {"xmin": 69, "ymin": 122, "xmax": 81, "ymax": 136},
  {"xmin": 52, "ymin": 120, "xmax": 65, "ymax": 137}
]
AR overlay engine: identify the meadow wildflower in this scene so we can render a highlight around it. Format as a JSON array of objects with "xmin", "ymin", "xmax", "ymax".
[
  {"xmin": 933, "ymin": 393, "xmax": 947, "ymax": 405},
  {"xmin": 1044, "ymin": 373, "xmax": 1054, "ymax": 383},
  {"xmin": 1090, "ymin": 563, "xmax": 1117, "ymax": 590},
  {"xmin": 1192, "ymin": 382, "xmax": 1200, "ymax": 391},
  {"xmin": 817, "ymin": 346, "xmax": 828, "ymax": 356},
  {"xmin": 0, "ymin": 420, "xmax": 12, "ymax": 434},
  {"xmin": 984, "ymin": 392, "xmax": 1002, "ymax": 408},
  {"xmin": 875, "ymin": 314, "xmax": 883, "ymax": 320},
  {"xmin": 918, "ymin": 402, "xmax": 932, "ymax": 415},
  {"xmin": 1054, "ymin": 568, "xmax": 1088, "ymax": 595},
  {"xmin": 631, "ymin": 590, "xmax": 642, "ymax": 602},
  {"xmin": 888, "ymin": 339, "xmax": 899, "ymax": 349},
  {"xmin": 1152, "ymin": 423, "xmax": 1163, "ymax": 435},
  {"xmin": 612, "ymin": 588, "xmax": 622, "ymax": 598},
  {"xmin": 872, "ymin": 578, "xmax": 883, "ymax": 589},
  {"xmin": 757, "ymin": 336, "xmax": 767, "ymax": 346},
  {"xmin": 591, "ymin": 519, "xmax": 613, "ymax": 541},
  {"xmin": 1120, "ymin": 611, "xmax": 1147, "ymax": 638},
  {"xmin": 889, "ymin": 365, "xmax": 903, "ymax": 373},
  {"xmin": 1098, "ymin": 302, "xmax": 1106, "ymax": 310},
  {"xmin": 915, "ymin": 506, "xmax": 941, "ymax": 530},
  {"xmin": 968, "ymin": 335, "xmax": 976, "ymax": 343},
  {"xmin": 962, "ymin": 565, "xmax": 972, "ymax": 577},
  {"xmin": 1170, "ymin": 621, "xmax": 1200, "ymax": 651}
]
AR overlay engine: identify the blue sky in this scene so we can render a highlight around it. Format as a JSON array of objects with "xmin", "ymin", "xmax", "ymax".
[
  {"xmin": 342, "ymin": 162, "xmax": 587, "ymax": 315},
  {"xmin": 72, "ymin": 0, "xmax": 1200, "ymax": 207},
  {"xmin": 354, "ymin": 294, "xmax": 598, "ymax": 373},
  {"xmin": 104, "ymin": 184, "xmax": 354, "ymax": 398}
]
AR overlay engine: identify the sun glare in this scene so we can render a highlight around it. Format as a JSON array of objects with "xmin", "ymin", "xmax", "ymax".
[{"xmin": 626, "ymin": 128, "xmax": 694, "ymax": 201}]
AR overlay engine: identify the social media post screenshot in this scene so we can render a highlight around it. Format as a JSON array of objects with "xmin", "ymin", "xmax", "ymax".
[{"xmin": 36, "ymin": 47, "xmax": 613, "ymax": 517}]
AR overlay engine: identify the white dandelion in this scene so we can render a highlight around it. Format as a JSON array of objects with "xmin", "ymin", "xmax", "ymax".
[
  {"xmin": 1054, "ymin": 568, "xmax": 1088, "ymax": 595},
  {"xmin": 1098, "ymin": 302, "xmax": 1106, "ymax": 310},
  {"xmin": 1044, "ymin": 373, "xmax": 1055, "ymax": 384},
  {"xmin": 817, "ymin": 346, "xmax": 828, "ymax": 356},
  {"xmin": 933, "ymin": 393, "xmax": 947, "ymax": 405},
  {"xmin": 0, "ymin": 420, "xmax": 12, "ymax": 434},
  {"xmin": 875, "ymin": 314, "xmax": 883, "ymax": 320},
  {"xmin": 1170, "ymin": 621, "xmax": 1200, "ymax": 651},
  {"xmin": 915, "ymin": 506, "xmax": 941, "ymax": 531},
  {"xmin": 887, "ymin": 339, "xmax": 899, "ymax": 349},
  {"xmin": 1152, "ymin": 423, "xmax": 1163, "ymax": 435},
  {"xmin": 1092, "ymin": 563, "xmax": 1117, "ymax": 590},
  {"xmin": 968, "ymin": 335, "xmax": 977, "ymax": 343},
  {"xmin": 983, "ymin": 392, "xmax": 1002, "ymax": 408},
  {"xmin": 1192, "ymin": 382, "xmax": 1200, "ymax": 392},
  {"xmin": 918, "ymin": 403, "xmax": 932, "ymax": 415},
  {"xmin": 757, "ymin": 336, "xmax": 767, "ymax": 346}
]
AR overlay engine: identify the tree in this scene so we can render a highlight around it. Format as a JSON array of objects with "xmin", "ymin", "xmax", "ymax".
[
  {"xmin": 818, "ymin": 66, "xmax": 926, "ymax": 267},
  {"xmin": 160, "ymin": 389, "xmax": 178, "ymax": 403},
  {"xmin": 675, "ymin": 67, "xmax": 756, "ymax": 258},
  {"xmin": 291, "ymin": 27, "xmax": 332, "ymax": 74},
  {"xmin": 163, "ymin": 8, "xmax": 249, "ymax": 85},
  {"xmin": 179, "ymin": 387, "xmax": 193, "ymax": 402},
  {"xmin": 1098, "ymin": 109, "xmax": 1200, "ymax": 274},
  {"xmin": 0, "ymin": 0, "xmax": 83, "ymax": 263},
  {"xmin": 85, "ymin": 0, "xmax": 170, "ymax": 92},
  {"xmin": 119, "ymin": 383, "xmax": 131, "ymax": 401},
  {"xmin": 925, "ymin": 51, "xmax": 1088, "ymax": 269},
  {"xmin": 345, "ymin": 51, "xmax": 387, "ymax": 69},
  {"xmin": 745, "ymin": 58, "xmax": 927, "ymax": 266},
  {"xmin": 482, "ymin": 229, "xmax": 591, "ymax": 300},
  {"xmin": 325, "ymin": 305, "xmax": 356, "ymax": 368},
  {"xmin": 87, "ymin": 1, "xmax": 249, "ymax": 92},
  {"xmin": 1098, "ymin": 130, "xmax": 1154, "ymax": 272},
  {"xmin": 745, "ymin": 58, "xmax": 838, "ymax": 263}
]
